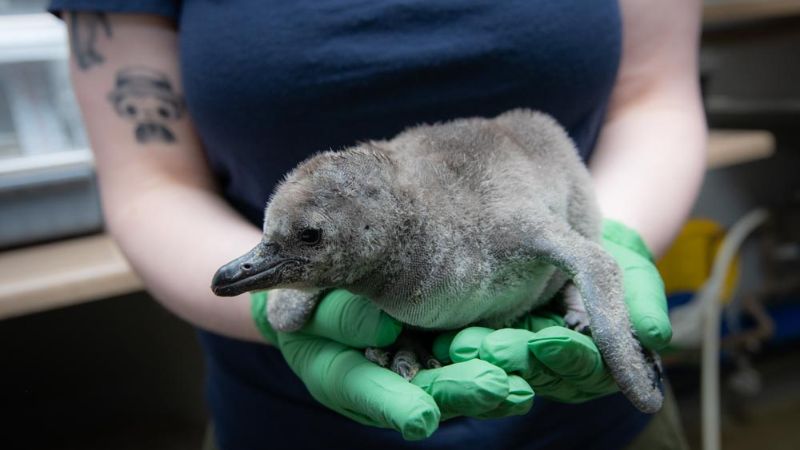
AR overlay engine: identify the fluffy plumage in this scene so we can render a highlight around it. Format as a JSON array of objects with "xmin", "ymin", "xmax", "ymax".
[{"xmin": 212, "ymin": 109, "xmax": 663, "ymax": 413}]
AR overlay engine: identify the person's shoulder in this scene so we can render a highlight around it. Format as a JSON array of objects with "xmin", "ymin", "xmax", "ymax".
[{"xmin": 48, "ymin": 0, "xmax": 180, "ymax": 21}]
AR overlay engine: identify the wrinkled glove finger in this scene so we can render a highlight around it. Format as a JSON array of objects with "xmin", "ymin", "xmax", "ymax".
[
  {"xmin": 434, "ymin": 312, "xmax": 567, "ymax": 364},
  {"xmin": 533, "ymin": 378, "xmax": 587, "ymax": 402},
  {"xmin": 448, "ymin": 327, "xmax": 494, "ymax": 362},
  {"xmin": 511, "ymin": 311, "xmax": 566, "ymax": 333},
  {"xmin": 527, "ymin": 327, "xmax": 616, "ymax": 396},
  {"xmin": 475, "ymin": 328, "xmax": 561, "ymax": 388},
  {"xmin": 430, "ymin": 333, "xmax": 535, "ymax": 419},
  {"xmin": 474, "ymin": 375, "xmax": 535, "ymax": 419},
  {"xmin": 432, "ymin": 330, "xmax": 459, "ymax": 363},
  {"xmin": 602, "ymin": 220, "xmax": 672, "ymax": 352},
  {"xmin": 411, "ymin": 359, "xmax": 525, "ymax": 420},
  {"xmin": 477, "ymin": 329, "xmax": 537, "ymax": 373},
  {"xmin": 300, "ymin": 289, "xmax": 403, "ymax": 348},
  {"xmin": 277, "ymin": 331, "xmax": 440, "ymax": 440},
  {"xmin": 617, "ymin": 260, "xmax": 672, "ymax": 351}
]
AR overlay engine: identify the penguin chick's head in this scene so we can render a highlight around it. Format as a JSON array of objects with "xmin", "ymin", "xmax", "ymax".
[{"xmin": 211, "ymin": 145, "xmax": 403, "ymax": 296}]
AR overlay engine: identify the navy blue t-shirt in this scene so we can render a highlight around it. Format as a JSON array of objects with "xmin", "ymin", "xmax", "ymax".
[{"xmin": 51, "ymin": 1, "xmax": 652, "ymax": 448}]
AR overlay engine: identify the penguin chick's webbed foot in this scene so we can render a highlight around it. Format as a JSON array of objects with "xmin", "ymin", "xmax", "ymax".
[
  {"xmin": 365, "ymin": 330, "xmax": 441, "ymax": 381},
  {"xmin": 562, "ymin": 283, "xmax": 591, "ymax": 334}
]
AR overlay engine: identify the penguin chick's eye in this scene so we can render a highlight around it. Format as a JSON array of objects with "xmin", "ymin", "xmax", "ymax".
[{"xmin": 298, "ymin": 228, "xmax": 322, "ymax": 245}]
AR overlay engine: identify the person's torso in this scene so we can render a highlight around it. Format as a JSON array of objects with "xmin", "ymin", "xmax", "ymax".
[
  {"xmin": 180, "ymin": 0, "xmax": 621, "ymax": 224},
  {"xmin": 177, "ymin": 1, "xmax": 650, "ymax": 448}
]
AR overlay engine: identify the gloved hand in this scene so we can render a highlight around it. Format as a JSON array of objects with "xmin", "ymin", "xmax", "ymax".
[
  {"xmin": 251, "ymin": 289, "xmax": 534, "ymax": 440},
  {"xmin": 434, "ymin": 219, "xmax": 671, "ymax": 403}
]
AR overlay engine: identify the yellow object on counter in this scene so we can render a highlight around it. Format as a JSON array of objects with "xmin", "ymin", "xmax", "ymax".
[{"xmin": 656, "ymin": 219, "xmax": 740, "ymax": 303}]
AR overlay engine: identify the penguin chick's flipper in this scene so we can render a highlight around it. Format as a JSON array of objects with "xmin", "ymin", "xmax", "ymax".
[
  {"xmin": 267, "ymin": 288, "xmax": 326, "ymax": 332},
  {"xmin": 525, "ymin": 217, "xmax": 664, "ymax": 414}
]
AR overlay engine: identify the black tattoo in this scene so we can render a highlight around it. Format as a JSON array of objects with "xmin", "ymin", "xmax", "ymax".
[
  {"xmin": 69, "ymin": 12, "xmax": 112, "ymax": 71},
  {"xmin": 107, "ymin": 67, "xmax": 185, "ymax": 144}
]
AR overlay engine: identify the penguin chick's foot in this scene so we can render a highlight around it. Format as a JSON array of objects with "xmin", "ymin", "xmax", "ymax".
[
  {"xmin": 364, "ymin": 330, "xmax": 441, "ymax": 381},
  {"xmin": 364, "ymin": 347, "xmax": 392, "ymax": 367},
  {"xmin": 562, "ymin": 283, "xmax": 592, "ymax": 334}
]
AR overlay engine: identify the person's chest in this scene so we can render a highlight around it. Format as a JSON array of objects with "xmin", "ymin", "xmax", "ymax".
[{"xmin": 176, "ymin": 0, "xmax": 622, "ymax": 222}]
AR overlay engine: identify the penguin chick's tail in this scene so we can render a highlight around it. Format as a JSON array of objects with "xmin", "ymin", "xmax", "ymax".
[{"xmin": 533, "ymin": 225, "xmax": 664, "ymax": 413}]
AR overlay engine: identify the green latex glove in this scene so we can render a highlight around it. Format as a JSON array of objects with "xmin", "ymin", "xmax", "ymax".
[
  {"xmin": 436, "ymin": 219, "xmax": 671, "ymax": 403},
  {"xmin": 252, "ymin": 289, "xmax": 534, "ymax": 440}
]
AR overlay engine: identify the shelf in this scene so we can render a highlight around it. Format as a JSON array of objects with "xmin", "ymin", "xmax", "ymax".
[
  {"xmin": 707, "ymin": 129, "xmax": 775, "ymax": 168},
  {"xmin": 0, "ymin": 149, "xmax": 93, "ymax": 189},
  {"xmin": 0, "ymin": 234, "xmax": 143, "ymax": 320},
  {"xmin": 704, "ymin": 0, "xmax": 800, "ymax": 25},
  {"xmin": 0, "ymin": 13, "xmax": 67, "ymax": 64}
]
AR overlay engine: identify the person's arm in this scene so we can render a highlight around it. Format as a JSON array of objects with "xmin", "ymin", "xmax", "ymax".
[
  {"xmin": 66, "ymin": 13, "xmax": 262, "ymax": 341},
  {"xmin": 590, "ymin": 0, "xmax": 707, "ymax": 257}
]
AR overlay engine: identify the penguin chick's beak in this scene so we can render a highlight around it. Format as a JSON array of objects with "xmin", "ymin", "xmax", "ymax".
[{"xmin": 211, "ymin": 243, "xmax": 301, "ymax": 296}]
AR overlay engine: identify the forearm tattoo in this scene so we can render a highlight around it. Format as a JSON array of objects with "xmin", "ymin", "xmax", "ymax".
[
  {"xmin": 107, "ymin": 67, "xmax": 185, "ymax": 144},
  {"xmin": 69, "ymin": 12, "xmax": 112, "ymax": 71}
]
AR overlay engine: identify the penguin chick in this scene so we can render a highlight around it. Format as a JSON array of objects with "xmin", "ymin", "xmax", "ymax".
[{"xmin": 211, "ymin": 109, "xmax": 664, "ymax": 414}]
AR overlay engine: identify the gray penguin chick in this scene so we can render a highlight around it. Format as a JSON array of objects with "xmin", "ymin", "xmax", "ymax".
[{"xmin": 211, "ymin": 109, "xmax": 663, "ymax": 414}]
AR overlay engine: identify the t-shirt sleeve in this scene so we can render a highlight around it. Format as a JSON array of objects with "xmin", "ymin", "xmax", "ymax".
[{"xmin": 48, "ymin": 0, "xmax": 181, "ymax": 21}]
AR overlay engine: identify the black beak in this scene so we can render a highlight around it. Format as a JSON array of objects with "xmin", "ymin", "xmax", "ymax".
[{"xmin": 211, "ymin": 242, "xmax": 298, "ymax": 296}]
